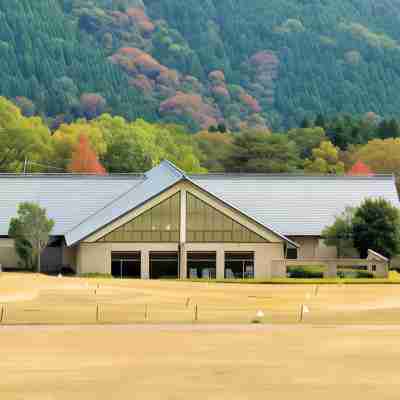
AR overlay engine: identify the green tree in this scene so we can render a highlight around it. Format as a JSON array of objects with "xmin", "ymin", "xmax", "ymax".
[
  {"xmin": 288, "ymin": 127, "xmax": 326, "ymax": 159},
  {"xmin": 9, "ymin": 203, "xmax": 54, "ymax": 273},
  {"xmin": 352, "ymin": 198, "xmax": 400, "ymax": 259},
  {"xmin": 8, "ymin": 219, "xmax": 33, "ymax": 270},
  {"xmin": 0, "ymin": 97, "xmax": 52, "ymax": 172},
  {"xmin": 322, "ymin": 207, "xmax": 355, "ymax": 257},
  {"xmin": 225, "ymin": 131, "xmax": 300, "ymax": 173},
  {"xmin": 304, "ymin": 141, "xmax": 345, "ymax": 174}
]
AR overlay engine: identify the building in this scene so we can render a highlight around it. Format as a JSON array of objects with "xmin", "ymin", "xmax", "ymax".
[{"xmin": 0, "ymin": 161, "xmax": 398, "ymax": 278}]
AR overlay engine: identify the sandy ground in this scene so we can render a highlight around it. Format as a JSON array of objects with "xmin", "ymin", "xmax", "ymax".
[
  {"xmin": 2, "ymin": 274, "xmax": 400, "ymax": 398},
  {"xmin": 2, "ymin": 273, "xmax": 400, "ymax": 324},
  {"xmin": 1, "ymin": 324, "xmax": 400, "ymax": 399}
]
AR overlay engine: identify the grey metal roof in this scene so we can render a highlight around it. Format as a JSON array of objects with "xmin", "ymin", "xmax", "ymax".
[
  {"xmin": 190, "ymin": 174, "xmax": 400, "ymax": 236},
  {"xmin": 0, "ymin": 174, "xmax": 143, "ymax": 236},
  {"xmin": 1, "ymin": 162, "xmax": 398, "ymax": 245},
  {"xmin": 65, "ymin": 161, "xmax": 184, "ymax": 245}
]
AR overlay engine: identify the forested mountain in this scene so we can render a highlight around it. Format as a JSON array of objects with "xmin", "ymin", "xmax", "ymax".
[{"xmin": 2, "ymin": 0, "xmax": 400, "ymax": 131}]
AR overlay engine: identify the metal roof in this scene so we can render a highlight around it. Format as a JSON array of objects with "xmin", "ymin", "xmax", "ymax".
[
  {"xmin": 65, "ymin": 161, "xmax": 183, "ymax": 245},
  {"xmin": 0, "ymin": 162, "xmax": 398, "ymax": 245},
  {"xmin": 190, "ymin": 174, "xmax": 400, "ymax": 236},
  {"xmin": 0, "ymin": 174, "xmax": 143, "ymax": 237}
]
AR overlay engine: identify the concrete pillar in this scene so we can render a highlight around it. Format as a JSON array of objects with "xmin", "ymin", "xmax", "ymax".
[
  {"xmin": 179, "ymin": 243, "xmax": 187, "ymax": 280},
  {"xmin": 216, "ymin": 249, "xmax": 225, "ymax": 280},
  {"xmin": 179, "ymin": 190, "xmax": 187, "ymax": 280},
  {"xmin": 271, "ymin": 259, "xmax": 287, "ymax": 278},
  {"xmin": 325, "ymin": 262, "xmax": 337, "ymax": 278},
  {"xmin": 141, "ymin": 250, "xmax": 150, "ymax": 279},
  {"xmin": 375, "ymin": 263, "xmax": 388, "ymax": 278}
]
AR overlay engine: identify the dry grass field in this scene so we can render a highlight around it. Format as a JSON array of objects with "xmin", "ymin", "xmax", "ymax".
[
  {"xmin": 2, "ymin": 273, "xmax": 400, "ymax": 399},
  {"xmin": 2, "ymin": 273, "xmax": 400, "ymax": 324}
]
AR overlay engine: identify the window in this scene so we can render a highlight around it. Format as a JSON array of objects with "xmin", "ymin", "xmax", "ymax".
[
  {"xmin": 99, "ymin": 193, "xmax": 180, "ymax": 242},
  {"xmin": 186, "ymin": 193, "xmax": 266, "ymax": 243},
  {"xmin": 286, "ymin": 248, "xmax": 298, "ymax": 260},
  {"xmin": 225, "ymin": 252, "xmax": 255, "ymax": 279}
]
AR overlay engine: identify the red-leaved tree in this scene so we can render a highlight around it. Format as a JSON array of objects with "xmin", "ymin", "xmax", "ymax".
[
  {"xmin": 348, "ymin": 161, "xmax": 374, "ymax": 176},
  {"xmin": 68, "ymin": 134, "xmax": 107, "ymax": 175}
]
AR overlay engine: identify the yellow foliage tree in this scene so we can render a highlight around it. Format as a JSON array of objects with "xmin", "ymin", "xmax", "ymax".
[
  {"xmin": 354, "ymin": 138, "xmax": 400, "ymax": 174},
  {"xmin": 304, "ymin": 141, "xmax": 345, "ymax": 174},
  {"xmin": 52, "ymin": 120, "xmax": 107, "ymax": 169}
]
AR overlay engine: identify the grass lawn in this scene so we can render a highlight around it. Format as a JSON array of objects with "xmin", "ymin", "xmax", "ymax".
[{"xmin": 2, "ymin": 273, "xmax": 400, "ymax": 399}]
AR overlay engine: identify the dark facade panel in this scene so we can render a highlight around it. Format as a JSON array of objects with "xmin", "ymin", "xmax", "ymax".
[
  {"xmin": 99, "ymin": 193, "xmax": 180, "ymax": 243},
  {"xmin": 186, "ymin": 193, "xmax": 266, "ymax": 243}
]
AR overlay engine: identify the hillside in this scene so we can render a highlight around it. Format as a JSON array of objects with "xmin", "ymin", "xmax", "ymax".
[{"xmin": 2, "ymin": 0, "xmax": 400, "ymax": 131}]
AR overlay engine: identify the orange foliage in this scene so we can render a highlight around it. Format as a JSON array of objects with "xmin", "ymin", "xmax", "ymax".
[
  {"xmin": 129, "ymin": 74, "xmax": 154, "ymax": 92},
  {"xmin": 126, "ymin": 7, "xmax": 155, "ymax": 33},
  {"xmin": 111, "ymin": 47, "xmax": 166, "ymax": 78},
  {"xmin": 80, "ymin": 93, "xmax": 106, "ymax": 118},
  {"xmin": 250, "ymin": 51, "xmax": 279, "ymax": 67},
  {"xmin": 239, "ymin": 92, "xmax": 262, "ymax": 113},
  {"xmin": 208, "ymin": 70, "xmax": 225, "ymax": 83},
  {"xmin": 160, "ymin": 92, "xmax": 219, "ymax": 129},
  {"xmin": 212, "ymin": 85, "xmax": 230, "ymax": 99},
  {"xmin": 348, "ymin": 161, "xmax": 374, "ymax": 176},
  {"xmin": 68, "ymin": 134, "xmax": 107, "ymax": 175}
]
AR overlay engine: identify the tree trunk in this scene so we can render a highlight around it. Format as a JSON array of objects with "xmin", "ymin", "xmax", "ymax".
[{"xmin": 37, "ymin": 242, "xmax": 41, "ymax": 274}]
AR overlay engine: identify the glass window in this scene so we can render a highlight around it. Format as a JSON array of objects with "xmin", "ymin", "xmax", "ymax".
[
  {"xmin": 186, "ymin": 193, "xmax": 266, "ymax": 243},
  {"xmin": 99, "ymin": 193, "xmax": 180, "ymax": 242}
]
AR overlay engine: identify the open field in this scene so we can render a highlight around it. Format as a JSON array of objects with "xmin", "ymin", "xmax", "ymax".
[
  {"xmin": 2, "ymin": 324, "xmax": 400, "ymax": 399},
  {"xmin": 2, "ymin": 273, "xmax": 400, "ymax": 324},
  {"xmin": 2, "ymin": 274, "xmax": 400, "ymax": 398}
]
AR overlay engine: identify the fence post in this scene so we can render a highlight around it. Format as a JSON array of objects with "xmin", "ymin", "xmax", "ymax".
[
  {"xmin": 185, "ymin": 297, "xmax": 191, "ymax": 308},
  {"xmin": 0, "ymin": 305, "xmax": 3, "ymax": 324},
  {"xmin": 144, "ymin": 304, "xmax": 149, "ymax": 321},
  {"xmin": 194, "ymin": 304, "xmax": 198, "ymax": 322},
  {"xmin": 96, "ymin": 304, "xmax": 100, "ymax": 323},
  {"xmin": 298, "ymin": 304, "xmax": 304, "ymax": 323}
]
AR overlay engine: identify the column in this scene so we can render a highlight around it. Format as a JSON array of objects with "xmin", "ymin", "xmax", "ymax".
[
  {"xmin": 325, "ymin": 262, "xmax": 337, "ymax": 278},
  {"xmin": 180, "ymin": 243, "xmax": 187, "ymax": 280},
  {"xmin": 216, "ymin": 249, "xmax": 225, "ymax": 280},
  {"xmin": 141, "ymin": 250, "xmax": 150, "ymax": 279}
]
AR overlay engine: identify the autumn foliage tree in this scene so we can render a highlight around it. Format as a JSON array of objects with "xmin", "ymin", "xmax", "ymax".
[{"xmin": 68, "ymin": 134, "xmax": 107, "ymax": 175}]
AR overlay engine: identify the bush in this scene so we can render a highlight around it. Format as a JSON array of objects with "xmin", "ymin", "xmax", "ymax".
[{"xmin": 287, "ymin": 266, "xmax": 324, "ymax": 278}]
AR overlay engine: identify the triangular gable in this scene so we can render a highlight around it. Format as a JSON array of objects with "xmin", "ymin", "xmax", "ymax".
[
  {"xmin": 65, "ymin": 161, "xmax": 184, "ymax": 246},
  {"xmin": 65, "ymin": 160, "xmax": 297, "ymax": 247},
  {"xmin": 186, "ymin": 192, "xmax": 266, "ymax": 243},
  {"xmin": 98, "ymin": 192, "xmax": 180, "ymax": 243}
]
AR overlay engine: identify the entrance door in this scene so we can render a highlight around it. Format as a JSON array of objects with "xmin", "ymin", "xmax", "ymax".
[
  {"xmin": 225, "ymin": 252, "xmax": 255, "ymax": 279},
  {"xmin": 187, "ymin": 252, "xmax": 216, "ymax": 279},
  {"xmin": 111, "ymin": 252, "xmax": 141, "ymax": 279},
  {"xmin": 150, "ymin": 252, "xmax": 179, "ymax": 279}
]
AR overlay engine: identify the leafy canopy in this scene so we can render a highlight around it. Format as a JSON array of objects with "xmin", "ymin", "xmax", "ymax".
[{"xmin": 9, "ymin": 203, "xmax": 55, "ymax": 273}]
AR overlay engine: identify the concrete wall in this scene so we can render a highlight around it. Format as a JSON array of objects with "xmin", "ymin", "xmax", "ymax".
[
  {"xmin": 76, "ymin": 241, "xmax": 283, "ymax": 279},
  {"xmin": 0, "ymin": 239, "xmax": 19, "ymax": 269},
  {"xmin": 289, "ymin": 236, "xmax": 337, "ymax": 259},
  {"xmin": 185, "ymin": 242, "xmax": 283, "ymax": 279}
]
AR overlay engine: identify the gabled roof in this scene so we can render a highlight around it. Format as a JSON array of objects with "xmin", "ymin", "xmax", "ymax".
[
  {"xmin": 0, "ymin": 161, "xmax": 398, "ymax": 244},
  {"xmin": 64, "ymin": 161, "xmax": 295, "ymax": 246},
  {"xmin": 65, "ymin": 161, "xmax": 183, "ymax": 245},
  {"xmin": 189, "ymin": 173, "xmax": 400, "ymax": 236},
  {"xmin": 0, "ymin": 174, "xmax": 143, "ymax": 236}
]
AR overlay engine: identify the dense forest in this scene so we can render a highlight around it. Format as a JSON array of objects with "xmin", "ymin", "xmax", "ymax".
[
  {"xmin": 1, "ymin": 1, "xmax": 400, "ymax": 181},
  {"xmin": 3, "ymin": 0, "xmax": 400, "ymax": 131}
]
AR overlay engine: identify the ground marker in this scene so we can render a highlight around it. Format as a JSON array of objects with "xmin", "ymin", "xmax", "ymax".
[
  {"xmin": 144, "ymin": 304, "xmax": 149, "ymax": 321},
  {"xmin": 194, "ymin": 304, "xmax": 198, "ymax": 322},
  {"xmin": 298, "ymin": 304, "xmax": 310, "ymax": 322},
  {"xmin": 96, "ymin": 304, "xmax": 100, "ymax": 323}
]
